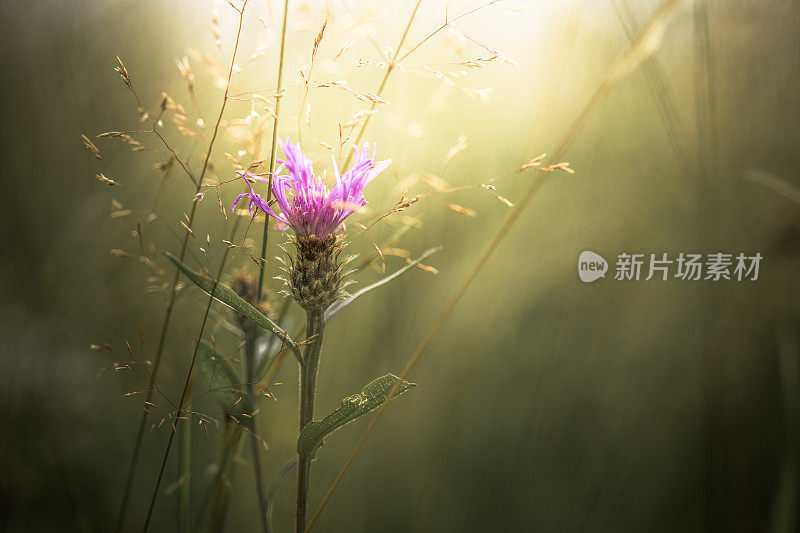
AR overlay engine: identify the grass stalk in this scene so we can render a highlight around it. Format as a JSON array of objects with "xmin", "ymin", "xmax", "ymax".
[
  {"xmin": 257, "ymin": 0, "xmax": 290, "ymax": 300},
  {"xmin": 207, "ymin": 419, "xmax": 240, "ymax": 533},
  {"xmin": 612, "ymin": 0, "xmax": 693, "ymax": 173},
  {"xmin": 523, "ymin": 0, "xmax": 583, "ymax": 154},
  {"xmin": 178, "ymin": 377, "xmax": 193, "ymax": 533},
  {"xmin": 189, "ymin": 417, "xmax": 242, "ymax": 532},
  {"xmin": 245, "ymin": 327, "xmax": 270, "ymax": 533}
]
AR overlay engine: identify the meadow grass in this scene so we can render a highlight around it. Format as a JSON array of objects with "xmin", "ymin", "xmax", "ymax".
[{"xmin": 35, "ymin": 0, "xmax": 797, "ymax": 531}]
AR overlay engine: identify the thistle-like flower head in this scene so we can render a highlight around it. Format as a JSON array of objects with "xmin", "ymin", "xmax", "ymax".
[
  {"xmin": 231, "ymin": 138, "xmax": 389, "ymax": 310},
  {"xmin": 232, "ymin": 138, "xmax": 390, "ymax": 238}
]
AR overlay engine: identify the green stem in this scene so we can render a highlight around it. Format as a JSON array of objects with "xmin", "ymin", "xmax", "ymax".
[
  {"xmin": 245, "ymin": 330, "xmax": 270, "ymax": 533},
  {"xmin": 296, "ymin": 309, "xmax": 324, "ymax": 533},
  {"xmin": 257, "ymin": 0, "xmax": 290, "ymax": 300},
  {"xmin": 178, "ymin": 378, "xmax": 193, "ymax": 533},
  {"xmin": 201, "ymin": 417, "xmax": 242, "ymax": 532}
]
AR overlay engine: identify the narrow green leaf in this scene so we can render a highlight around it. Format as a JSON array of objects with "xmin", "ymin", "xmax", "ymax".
[
  {"xmin": 324, "ymin": 247, "xmax": 441, "ymax": 324},
  {"xmin": 165, "ymin": 251, "xmax": 302, "ymax": 362},
  {"xmin": 196, "ymin": 340, "xmax": 244, "ymax": 413},
  {"xmin": 297, "ymin": 374, "xmax": 416, "ymax": 458}
]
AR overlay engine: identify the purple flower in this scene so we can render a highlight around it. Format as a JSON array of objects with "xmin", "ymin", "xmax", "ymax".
[{"xmin": 232, "ymin": 138, "xmax": 390, "ymax": 238}]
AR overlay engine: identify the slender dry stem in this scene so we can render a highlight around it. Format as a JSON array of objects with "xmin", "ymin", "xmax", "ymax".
[{"xmin": 341, "ymin": 0, "xmax": 422, "ymax": 169}]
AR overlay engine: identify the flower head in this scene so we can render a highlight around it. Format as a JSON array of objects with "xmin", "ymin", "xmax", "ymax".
[{"xmin": 232, "ymin": 138, "xmax": 390, "ymax": 238}]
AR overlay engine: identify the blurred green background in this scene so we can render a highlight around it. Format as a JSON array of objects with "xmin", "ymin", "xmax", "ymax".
[{"xmin": 2, "ymin": 0, "xmax": 800, "ymax": 531}]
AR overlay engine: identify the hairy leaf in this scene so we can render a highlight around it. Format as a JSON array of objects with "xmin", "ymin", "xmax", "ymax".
[
  {"xmin": 297, "ymin": 374, "xmax": 416, "ymax": 457},
  {"xmin": 165, "ymin": 252, "xmax": 302, "ymax": 362}
]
